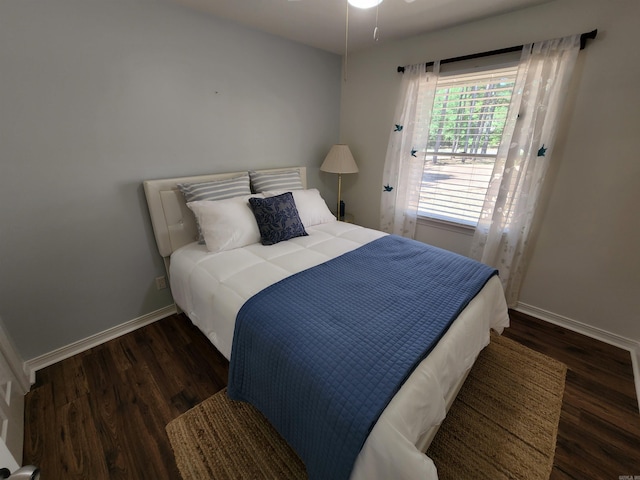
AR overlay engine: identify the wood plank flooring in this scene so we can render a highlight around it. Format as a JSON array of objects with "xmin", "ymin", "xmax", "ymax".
[
  {"xmin": 503, "ymin": 311, "xmax": 640, "ymax": 479},
  {"xmin": 23, "ymin": 314, "xmax": 229, "ymax": 479},
  {"xmin": 23, "ymin": 310, "xmax": 640, "ymax": 479}
]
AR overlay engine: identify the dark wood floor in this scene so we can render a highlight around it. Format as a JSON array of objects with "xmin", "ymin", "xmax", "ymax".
[
  {"xmin": 503, "ymin": 311, "xmax": 640, "ymax": 479},
  {"xmin": 23, "ymin": 311, "xmax": 640, "ymax": 479}
]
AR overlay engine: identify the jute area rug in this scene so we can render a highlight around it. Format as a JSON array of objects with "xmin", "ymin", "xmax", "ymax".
[{"xmin": 166, "ymin": 334, "xmax": 566, "ymax": 480}]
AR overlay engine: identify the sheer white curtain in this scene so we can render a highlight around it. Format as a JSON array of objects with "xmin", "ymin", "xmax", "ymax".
[
  {"xmin": 469, "ymin": 34, "xmax": 581, "ymax": 306},
  {"xmin": 380, "ymin": 62, "xmax": 440, "ymax": 237}
]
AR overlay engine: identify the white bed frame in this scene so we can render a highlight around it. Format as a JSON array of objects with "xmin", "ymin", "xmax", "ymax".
[{"xmin": 143, "ymin": 165, "xmax": 472, "ymax": 455}]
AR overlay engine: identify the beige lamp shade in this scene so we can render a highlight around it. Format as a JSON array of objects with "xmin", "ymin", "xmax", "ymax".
[
  {"xmin": 320, "ymin": 144, "xmax": 359, "ymax": 174},
  {"xmin": 320, "ymin": 144, "xmax": 358, "ymax": 220}
]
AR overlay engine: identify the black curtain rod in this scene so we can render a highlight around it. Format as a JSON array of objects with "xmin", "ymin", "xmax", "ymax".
[{"xmin": 397, "ymin": 29, "xmax": 597, "ymax": 73}]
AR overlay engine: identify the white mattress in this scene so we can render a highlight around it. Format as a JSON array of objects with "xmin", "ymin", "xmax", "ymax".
[{"xmin": 170, "ymin": 221, "xmax": 509, "ymax": 480}]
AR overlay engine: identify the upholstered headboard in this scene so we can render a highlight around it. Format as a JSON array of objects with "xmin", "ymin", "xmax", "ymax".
[{"xmin": 143, "ymin": 167, "xmax": 307, "ymax": 260}]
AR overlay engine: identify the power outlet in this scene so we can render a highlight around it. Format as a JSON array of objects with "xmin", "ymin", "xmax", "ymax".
[{"xmin": 155, "ymin": 276, "xmax": 168, "ymax": 290}]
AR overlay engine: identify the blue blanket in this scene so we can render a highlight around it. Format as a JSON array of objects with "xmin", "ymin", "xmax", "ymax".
[{"xmin": 227, "ymin": 235, "xmax": 497, "ymax": 480}]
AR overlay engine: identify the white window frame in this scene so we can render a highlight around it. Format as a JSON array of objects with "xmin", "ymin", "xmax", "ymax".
[{"xmin": 416, "ymin": 61, "xmax": 519, "ymax": 229}]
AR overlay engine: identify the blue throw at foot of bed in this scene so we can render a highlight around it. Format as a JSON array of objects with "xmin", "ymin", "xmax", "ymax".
[{"xmin": 227, "ymin": 234, "xmax": 497, "ymax": 480}]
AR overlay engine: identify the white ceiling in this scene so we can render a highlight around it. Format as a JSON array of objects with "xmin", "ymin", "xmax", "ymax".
[{"xmin": 173, "ymin": 0, "xmax": 551, "ymax": 55}]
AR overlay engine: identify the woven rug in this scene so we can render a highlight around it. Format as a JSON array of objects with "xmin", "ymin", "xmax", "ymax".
[{"xmin": 166, "ymin": 334, "xmax": 566, "ymax": 480}]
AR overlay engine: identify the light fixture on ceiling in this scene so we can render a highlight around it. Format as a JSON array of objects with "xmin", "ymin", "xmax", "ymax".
[
  {"xmin": 347, "ymin": 0, "xmax": 382, "ymax": 8},
  {"xmin": 343, "ymin": 0, "xmax": 383, "ymax": 81}
]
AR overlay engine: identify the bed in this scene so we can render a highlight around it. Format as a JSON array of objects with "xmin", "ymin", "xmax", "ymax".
[{"xmin": 143, "ymin": 166, "xmax": 509, "ymax": 480}]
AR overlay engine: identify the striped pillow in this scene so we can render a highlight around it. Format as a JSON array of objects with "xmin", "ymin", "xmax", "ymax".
[
  {"xmin": 178, "ymin": 173, "xmax": 251, "ymax": 203},
  {"xmin": 249, "ymin": 170, "xmax": 304, "ymax": 193},
  {"xmin": 178, "ymin": 173, "xmax": 252, "ymax": 243}
]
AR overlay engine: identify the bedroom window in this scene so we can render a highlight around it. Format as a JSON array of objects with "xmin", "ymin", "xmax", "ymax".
[{"xmin": 416, "ymin": 65, "xmax": 519, "ymax": 227}]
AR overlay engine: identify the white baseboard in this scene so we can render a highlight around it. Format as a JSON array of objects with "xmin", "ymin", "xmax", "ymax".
[
  {"xmin": 515, "ymin": 302, "xmax": 640, "ymax": 411},
  {"xmin": 25, "ymin": 304, "xmax": 177, "ymax": 384}
]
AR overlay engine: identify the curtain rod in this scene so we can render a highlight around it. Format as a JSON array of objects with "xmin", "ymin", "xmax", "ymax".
[{"xmin": 396, "ymin": 29, "xmax": 597, "ymax": 73}]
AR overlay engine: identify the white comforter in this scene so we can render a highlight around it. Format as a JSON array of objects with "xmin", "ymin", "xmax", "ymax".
[{"xmin": 170, "ymin": 221, "xmax": 509, "ymax": 479}]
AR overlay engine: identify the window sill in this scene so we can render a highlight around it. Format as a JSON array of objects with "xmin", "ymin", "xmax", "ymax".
[{"xmin": 417, "ymin": 216, "xmax": 476, "ymax": 236}]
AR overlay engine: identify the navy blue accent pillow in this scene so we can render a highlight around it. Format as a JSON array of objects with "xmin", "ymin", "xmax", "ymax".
[{"xmin": 248, "ymin": 192, "xmax": 308, "ymax": 245}]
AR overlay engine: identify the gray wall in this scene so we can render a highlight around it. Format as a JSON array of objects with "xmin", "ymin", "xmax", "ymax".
[
  {"xmin": 0, "ymin": 0, "xmax": 341, "ymax": 360},
  {"xmin": 339, "ymin": 0, "xmax": 640, "ymax": 342}
]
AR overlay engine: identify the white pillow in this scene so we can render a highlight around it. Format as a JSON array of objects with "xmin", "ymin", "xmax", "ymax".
[
  {"xmin": 264, "ymin": 189, "xmax": 336, "ymax": 227},
  {"xmin": 187, "ymin": 194, "xmax": 263, "ymax": 253},
  {"xmin": 178, "ymin": 173, "xmax": 252, "ymax": 243}
]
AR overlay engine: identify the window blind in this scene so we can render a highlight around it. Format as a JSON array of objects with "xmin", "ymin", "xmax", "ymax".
[{"xmin": 416, "ymin": 65, "xmax": 518, "ymax": 226}]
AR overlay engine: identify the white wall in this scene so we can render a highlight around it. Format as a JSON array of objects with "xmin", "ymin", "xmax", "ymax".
[
  {"xmin": 340, "ymin": 0, "xmax": 640, "ymax": 342},
  {"xmin": 0, "ymin": 0, "xmax": 341, "ymax": 359}
]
